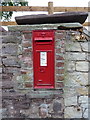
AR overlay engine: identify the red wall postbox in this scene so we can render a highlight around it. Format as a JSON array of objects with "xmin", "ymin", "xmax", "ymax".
[{"xmin": 32, "ymin": 30, "xmax": 55, "ymax": 89}]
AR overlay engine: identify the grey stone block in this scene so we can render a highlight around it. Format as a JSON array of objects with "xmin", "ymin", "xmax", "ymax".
[
  {"xmin": 65, "ymin": 96, "xmax": 77, "ymax": 106},
  {"xmin": 65, "ymin": 72, "xmax": 88, "ymax": 87},
  {"xmin": 64, "ymin": 106, "xmax": 82, "ymax": 118},
  {"xmin": 2, "ymin": 57, "xmax": 20, "ymax": 67},
  {"xmin": 2, "ymin": 44, "xmax": 18, "ymax": 55},
  {"xmin": 80, "ymin": 42, "xmax": 89, "ymax": 52},
  {"xmin": 53, "ymin": 100, "xmax": 62, "ymax": 113},
  {"xmin": 3, "ymin": 67, "xmax": 20, "ymax": 74},
  {"xmin": 2, "ymin": 35, "xmax": 19, "ymax": 43},
  {"xmin": 76, "ymin": 61, "xmax": 89, "ymax": 71},
  {"xmin": 66, "ymin": 61, "xmax": 75, "ymax": 71},
  {"xmin": 83, "ymin": 108, "xmax": 88, "ymax": 118},
  {"xmin": 65, "ymin": 52, "xmax": 86, "ymax": 60},
  {"xmin": 79, "ymin": 96, "xmax": 88, "ymax": 104},
  {"xmin": 2, "ymin": 81, "xmax": 14, "ymax": 89},
  {"xmin": 66, "ymin": 42, "xmax": 81, "ymax": 52}
]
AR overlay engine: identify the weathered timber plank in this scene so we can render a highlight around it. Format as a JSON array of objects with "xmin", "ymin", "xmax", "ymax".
[
  {"xmin": 0, "ymin": 6, "xmax": 48, "ymax": 12},
  {"xmin": 0, "ymin": 21, "xmax": 17, "ymax": 26},
  {"xmin": 54, "ymin": 7, "xmax": 88, "ymax": 12},
  {"xmin": 0, "ymin": 6, "xmax": 89, "ymax": 12}
]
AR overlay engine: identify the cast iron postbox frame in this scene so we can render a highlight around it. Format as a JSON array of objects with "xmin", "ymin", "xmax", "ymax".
[{"xmin": 32, "ymin": 30, "xmax": 55, "ymax": 89}]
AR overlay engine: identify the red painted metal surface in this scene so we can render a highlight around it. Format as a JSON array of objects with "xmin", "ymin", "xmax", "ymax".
[{"xmin": 32, "ymin": 30, "xmax": 55, "ymax": 89}]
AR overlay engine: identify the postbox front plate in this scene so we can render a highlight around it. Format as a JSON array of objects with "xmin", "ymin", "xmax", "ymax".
[{"xmin": 33, "ymin": 30, "xmax": 55, "ymax": 89}]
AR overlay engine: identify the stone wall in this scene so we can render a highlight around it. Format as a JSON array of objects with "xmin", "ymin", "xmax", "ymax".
[
  {"xmin": 64, "ymin": 30, "xmax": 89, "ymax": 118},
  {"xmin": 1, "ymin": 25, "xmax": 65, "ymax": 118},
  {"xmin": 1, "ymin": 24, "xmax": 89, "ymax": 119}
]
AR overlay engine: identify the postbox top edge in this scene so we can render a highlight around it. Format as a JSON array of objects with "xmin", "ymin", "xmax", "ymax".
[{"xmin": 32, "ymin": 29, "xmax": 56, "ymax": 32}]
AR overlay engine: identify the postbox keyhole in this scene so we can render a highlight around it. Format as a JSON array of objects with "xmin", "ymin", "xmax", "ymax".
[{"xmin": 40, "ymin": 68, "xmax": 45, "ymax": 72}]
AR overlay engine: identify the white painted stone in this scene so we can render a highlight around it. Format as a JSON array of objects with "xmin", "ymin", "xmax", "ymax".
[
  {"xmin": 65, "ymin": 72, "xmax": 88, "ymax": 87},
  {"xmin": 0, "ymin": 109, "xmax": 2, "ymax": 120},
  {"xmin": 65, "ymin": 96, "xmax": 77, "ymax": 106},
  {"xmin": 79, "ymin": 96, "xmax": 88, "ymax": 104},
  {"xmin": 89, "ymin": 42, "xmax": 90, "ymax": 52},
  {"xmin": 83, "ymin": 109, "xmax": 88, "ymax": 118},
  {"xmin": 76, "ymin": 61, "xmax": 89, "ymax": 71},
  {"xmin": 66, "ymin": 42, "xmax": 81, "ymax": 52},
  {"xmin": 66, "ymin": 61, "xmax": 75, "ymax": 71},
  {"xmin": 81, "ymin": 103, "xmax": 88, "ymax": 109},
  {"xmin": 80, "ymin": 42, "xmax": 88, "ymax": 52},
  {"xmin": 88, "ymin": 104, "xmax": 90, "ymax": 119},
  {"xmin": 64, "ymin": 88, "xmax": 78, "ymax": 98},
  {"xmin": 64, "ymin": 107, "xmax": 82, "ymax": 118},
  {"xmin": 87, "ymin": 53, "xmax": 90, "ymax": 61},
  {"xmin": 65, "ymin": 52, "xmax": 86, "ymax": 60},
  {"xmin": 76, "ymin": 87, "xmax": 88, "ymax": 96},
  {"xmin": 64, "ymin": 73, "xmax": 80, "ymax": 87}
]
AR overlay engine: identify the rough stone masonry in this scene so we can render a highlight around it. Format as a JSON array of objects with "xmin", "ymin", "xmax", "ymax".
[{"xmin": 0, "ymin": 23, "xmax": 90, "ymax": 119}]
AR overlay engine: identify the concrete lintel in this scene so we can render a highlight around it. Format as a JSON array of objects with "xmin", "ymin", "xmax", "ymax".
[{"xmin": 8, "ymin": 22, "xmax": 83, "ymax": 32}]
